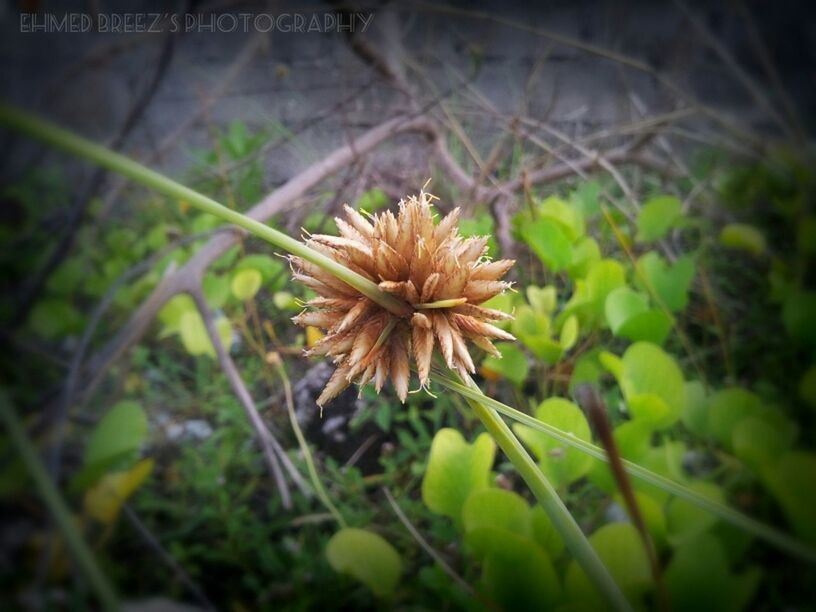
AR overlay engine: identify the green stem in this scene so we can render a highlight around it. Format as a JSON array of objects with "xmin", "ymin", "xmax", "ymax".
[
  {"xmin": 272, "ymin": 359, "xmax": 347, "ymax": 528},
  {"xmin": 0, "ymin": 104, "xmax": 412, "ymax": 319},
  {"xmin": 0, "ymin": 392, "xmax": 118, "ymax": 610},
  {"xmin": 433, "ymin": 370, "xmax": 816, "ymax": 565},
  {"xmin": 457, "ymin": 373, "xmax": 633, "ymax": 612}
]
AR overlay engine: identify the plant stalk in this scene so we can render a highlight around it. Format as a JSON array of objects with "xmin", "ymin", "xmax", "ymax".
[
  {"xmin": 0, "ymin": 392, "xmax": 118, "ymax": 611},
  {"xmin": 456, "ymin": 373, "xmax": 633, "ymax": 612},
  {"xmin": 432, "ymin": 369, "xmax": 816, "ymax": 564},
  {"xmin": 0, "ymin": 104, "xmax": 412, "ymax": 319}
]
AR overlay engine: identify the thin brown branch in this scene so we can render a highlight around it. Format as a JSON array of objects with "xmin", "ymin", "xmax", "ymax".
[{"xmin": 191, "ymin": 286, "xmax": 292, "ymax": 509}]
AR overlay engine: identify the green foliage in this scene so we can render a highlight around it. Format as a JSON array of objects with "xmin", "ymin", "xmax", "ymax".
[
  {"xmin": 325, "ymin": 528, "xmax": 402, "ymax": 597},
  {"xmin": 421, "ymin": 429, "xmax": 495, "ymax": 525},
  {"xmin": 636, "ymin": 195, "xmax": 683, "ymax": 242},
  {"xmin": 482, "ymin": 342, "xmax": 529, "ymax": 385},
  {"xmin": 6, "ymin": 120, "xmax": 816, "ymax": 611},
  {"xmin": 564, "ymin": 523, "xmax": 652, "ymax": 609},
  {"xmin": 604, "ymin": 342, "xmax": 686, "ymax": 429},
  {"xmin": 513, "ymin": 398, "xmax": 594, "ymax": 488},
  {"xmin": 719, "ymin": 223, "xmax": 767, "ymax": 256}
]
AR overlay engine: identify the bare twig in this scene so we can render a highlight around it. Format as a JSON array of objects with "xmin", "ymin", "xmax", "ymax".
[
  {"xmin": 191, "ymin": 286, "xmax": 292, "ymax": 509},
  {"xmin": 382, "ymin": 487, "xmax": 476, "ymax": 598}
]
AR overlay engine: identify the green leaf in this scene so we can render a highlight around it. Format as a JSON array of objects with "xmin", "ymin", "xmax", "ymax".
[
  {"xmin": 84, "ymin": 458, "xmax": 154, "ymax": 525},
  {"xmin": 571, "ymin": 180, "xmax": 601, "ymax": 218},
  {"xmin": 28, "ymin": 299, "xmax": 84, "ymax": 340},
  {"xmin": 565, "ymin": 259, "xmax": 627, "ymax": 325},
  {"xmin": 47, "ymin": 257, "xmax": 85, "ymax": 295},
  {"xmin": 732, "ymin": 417, "xmax": 793, "ymax": 472},
  {"xmin": 666, "ymin": 482, "xmax": 724, "ymax": 545},
  {"xmin": 613, "ymin": 342, "xmax": 686, "ymax": 429},
  {"xmin": 356, "ymin": 187, "xmax": 388, "ymax": 212},
  {"xmin": 522, "ymin": 217, "xmax": 573, "ymax": 272},
  {"xmin": 761, "ymin": 451, "xmax": 816, "ymax": 544},
  {"xmin": 511, "ymin": 305, "xmax": 562, "ymax": 363},
  {"xmin": 635, "ymin": 252, "xmax": 695, "ymax": 312},
  {"xmin": 463, "ymin": 489, "xmax": 531, "ymax": 557},
  {"xmin": 85, "ymin": 401, "xmax": 147, "ymax": 467},
  {"xmin": 422, "ymin": 429, "xmax": 495, "ymax": 525},
  {"xmin": 589, "ymin": 420, "xmax": 653, "ymax": 492},
  {"xmin": 782, "ymin": 290, "xmax": 816, "ymax": 348},
  {"xmin": 799, "ymin": 364, "xmax": 816, "ymax": 409},
  {"xmin": 178, "ymin": 311, "xmax": 231, "ymax": 357},
  {"xmin": 272, "ymin": 291, "xmax": 299, "ymax": 311},
  {"xmin": 666, "ymin": 533, "xmax": 761, "ymax": 612},
  {"xmin": 703, "ymin": 388, "xmax": 796, "ymax": 451},
  {"xmin": 605, "ymin": 287, "xmax": 673, "ymax": 345},
  {"xmin": 569, "ymin": 349, "xmax": 604, "ymax": 393},
  {"xmin": 636, "ymin": 195, "xmax": 683, "ymax": 242},
  {"xmin": 203, "ymin": 273, "xmax": 230, "ymax": 309},
  {"xmin": 680, "ymin": 381, "xmax": 707, "ymax": 435},
  {"xmin": 231, "ymin": 268, "xmax": 263, "ymax": 301},
  {"xmin": 530, "ymin": 505, "xmax": 565, "ymax": 559},
  {"xmin": 157, "ymin": 294, "xmax": 196, "ymax": 336},
  {"xmin": 527, "ymin": 285, "xmax": 557, "ymax": 315},
  {"xmin": 538, "ymin": 195, "xmax": 585, "ymax": 242},
  {"xmin": 513, "ymin": 398, "xmax": 594, "ymax": 487},
  {"xmin": 567, "ymin": 236, "xmax": 601, "ymax": 279},
  {"xmin": 481, "ymin": 535, "xmax": 560, "ymax": 609},
  {"xmin": 560, "ymin": 314, "xmax": 579, "ymax": 350},
  {"xmin": 615, "ymin": 491, "xmax": 667, "ymax": 550},
  {"xmin": 565, "ymin": 523, "xmax": 652, "ymax": 608},
  {"xmin": 719, "ymin": 223, "xmax": 767, "ymax": 256},
  {"xmin": 326, "ymin": 528, "xmax": 402, "ymax": 597},
  {"xmin": 481, "ymin": 343, "xmax": 529, "ymax": 386},
  {"xmin": 234, "ymin": 254, "xmax": 285, "ymax": 290}
]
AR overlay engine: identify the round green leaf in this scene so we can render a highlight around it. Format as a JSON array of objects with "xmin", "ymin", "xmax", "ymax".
[
  {"xmin": 482, "ymin": 343, "xmax": 529, "ymax": 386},
  {"xmin": 666, "ymin": 533, "xmax": 761, "ymax": 612},
  {"xmin": 666, "ymin": 482, "xmax": 724, "ymax": 545},
  {"xmin": 782, "ymin": 290, "xmax": 816, "ymax": 348},
  {"xmin": 231, "ymin": 268, "xmax": 263, "ymax": 301},
  {"xmin": 527, "ymin": 285, "xmax": 557, "ymax": 314},
  {"xmin": 635, "ymin": 252, "xmax": 695, "ymax": 312},
  {"xmin": 481, "ymin": 535, "xmax": 560, "ymax": 609},
  {"xmin": 513, "ymin": 398, "xmax": 594, "ymax": 487},
  {"xmin": 560, "ymin": 314, "xmax": 579, "ymax": 350},
  {"xmin": 637, "ymin": 195, "xmax": 683, "ymax": 242},
  {"xmin": 421, "ymin": 429, "xmax": 495, "ymax": 525},
  {"xmin": 326, "ymin": 528, "xmax": 402, "ymax": 597},
  {"xmin": 799, "ymin": 364, "xmax": 816, "ymax": 409},
  {"xmin": 539, "ymin": 195, "xmax": 585, "ymax": 241},
  {"xmin": 568, "ymin": 236, "xmax": 601, "ymax": 279},
  {"xmin": 719, "ymin": 223, "xmax": 767, "ymax": 256},
  {"xmin": 618, "ymin": 342, "xmax": 686, "ymax": 428},
  {"xmin": 522, "ymin": 217, "xmax": 573, "ymax": 272},
  {"xmin": 565, "ymin": 523, "xmax": 652, "ymax": 607},
  {"xmin": 85, "ymin": 401, "xmax": 147, "ymax": 467},
  {"xmin": 760, "ymin": 451, "xmax": 816, "ymax": 544},
  {"xmin": 706, "ymin": 388, "xmax": 764, "ymax": 448},
  {"xmin": 463, "ymin": 489, "xmax": 531, "ymax": 557}
]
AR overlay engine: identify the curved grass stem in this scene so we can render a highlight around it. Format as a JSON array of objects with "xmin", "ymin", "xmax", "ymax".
[
  {"xmin": 431, "ymin": 369, "xmax": 816, "ymax": 565},
  {"xmin": 0, "ymin": 392, "xmax": 118, "ymax": 611},
  {"xmin": 455, "ymin": 373, "xmax": 633, "ymax": 612},
  {"xmin": 0, "ymin": 104, "xmax": 412, "ymax": 319}
]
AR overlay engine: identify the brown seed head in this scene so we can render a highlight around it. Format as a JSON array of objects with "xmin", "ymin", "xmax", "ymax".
[{"xmin": 291, "ymin": 189, "xmax": 515, "ymax": 406}]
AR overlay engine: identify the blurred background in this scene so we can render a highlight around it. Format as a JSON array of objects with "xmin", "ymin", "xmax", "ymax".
[{"xmin": 1, "ymin": 1, "xmax": 815, "ymax": 610}]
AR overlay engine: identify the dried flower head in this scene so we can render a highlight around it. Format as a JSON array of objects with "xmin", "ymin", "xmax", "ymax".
[{"xmin": 291, "ymin": 188, "xmax": 515, "ymax": 406}]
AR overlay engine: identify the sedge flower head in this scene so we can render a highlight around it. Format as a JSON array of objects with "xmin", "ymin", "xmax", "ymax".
[{"xmin": 291, "ymin": 188, "xmax": 515, "ymax": 406}]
